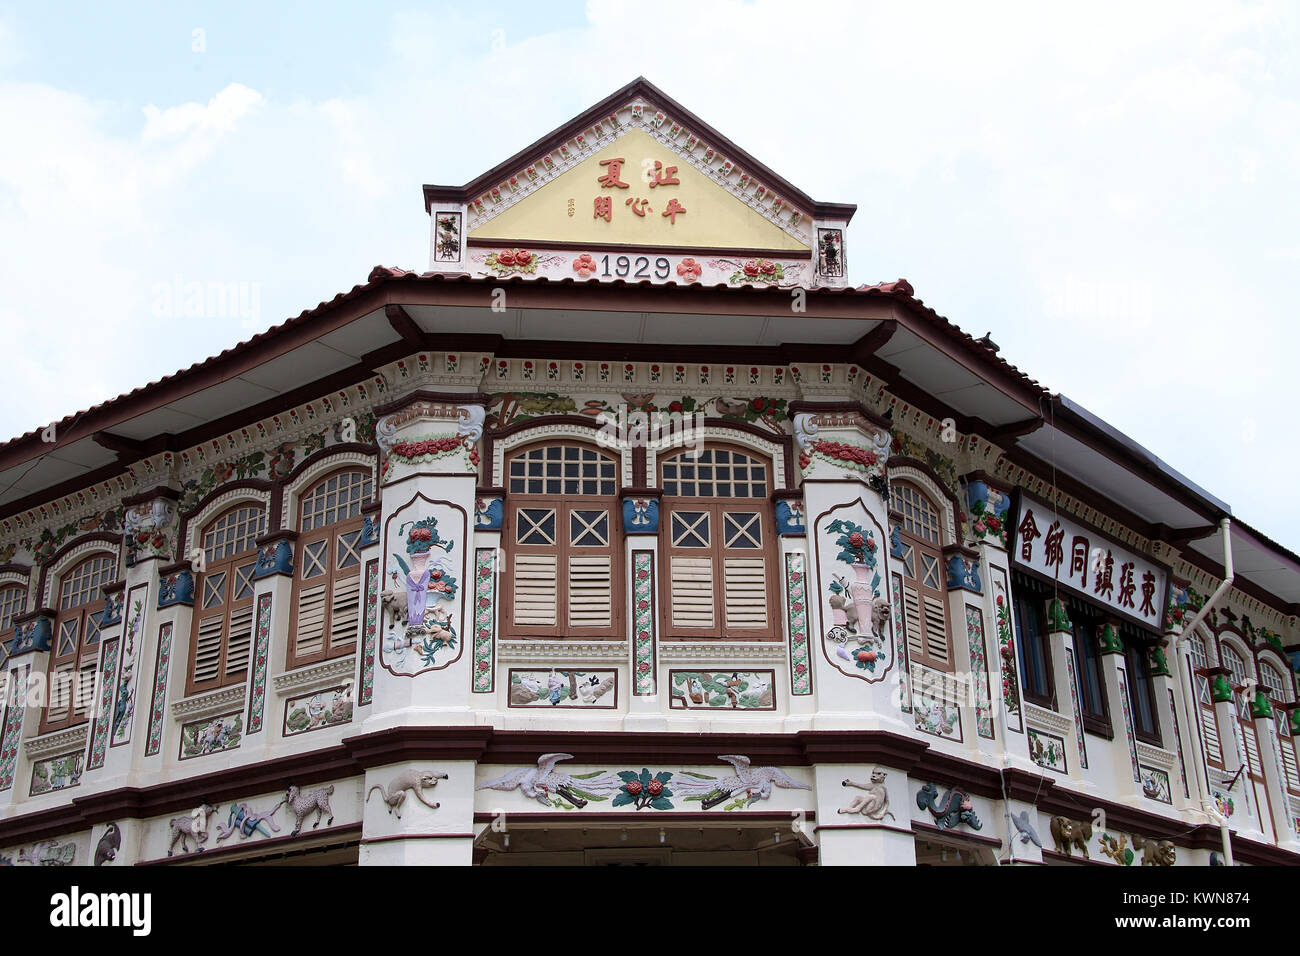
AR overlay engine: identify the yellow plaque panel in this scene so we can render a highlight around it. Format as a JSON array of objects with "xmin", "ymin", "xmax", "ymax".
[{"xmin": 469, "ymin": 129, "xmax": 807, "ymax": 252}]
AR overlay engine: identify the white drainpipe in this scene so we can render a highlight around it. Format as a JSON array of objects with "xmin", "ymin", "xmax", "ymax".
[{"xmin": 1173, "ymin": 517, "xmax": 1235, "ymax": 865}]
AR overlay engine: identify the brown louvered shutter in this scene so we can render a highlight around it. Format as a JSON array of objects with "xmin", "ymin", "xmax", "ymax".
[
  {"xmin": 893, "ymin": 482, "xmax": 952, "ymax": 673},
  {"xmin": 660, "ymin": 447, "xmax": 776, "ymax": 641},
  {"xmin": 502, "ymin": 444, "xmax": 621, "ymax": 639},
  {"xmin": 43, "ymin": 553, "xmax": 116, "ymax": 733},
  {"xmin": 189, "ymin": 505, "xmax": 264, "ymax": 695},
  {"xmin": 288, "ymin": 468, "xmax": 371, "ymax": 669}
]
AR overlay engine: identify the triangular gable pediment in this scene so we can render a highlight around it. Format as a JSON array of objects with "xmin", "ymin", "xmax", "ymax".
[{"xmin": 423, "ymin": 78, "xmax": 855, "ymax": 285}]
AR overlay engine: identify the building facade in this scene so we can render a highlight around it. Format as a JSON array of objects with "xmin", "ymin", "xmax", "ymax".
[{"xmin": 0, "ymin": 78, "xmax": 1297, "ymax": 867}]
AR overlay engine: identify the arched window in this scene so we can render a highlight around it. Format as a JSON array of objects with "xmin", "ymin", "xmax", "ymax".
[
  {"xmin": 43, "ymin": 554, "xmax": 116, "ymax": 732},
  {"xmin": 504, "ymin": 443, "xmax": 620, "ymax": 637},
  {"xmin": 659, "ymin": 445, "xmax": 776, "ymax": 640},
  {"xmin": 1260, "ymin": 659, "xmax": 1300, "ymax": 796},
  {"xmin": 892, "ymin": 481, "xmax": 951, "ymax": 671},
  {"xmin": 1221, "ymin": 640, "xmax": 1264, "ymax": 787},
  {"xmin": 288, "ymin": 468, "xmax": 371, "ymax": 668},
  {"xmin": 188, "ymin": 504, "xmax": 265, "ymax": 694},
  {"xmin": 1188, "ymin": 632, "xmax": 1225, "ymax": 770}
]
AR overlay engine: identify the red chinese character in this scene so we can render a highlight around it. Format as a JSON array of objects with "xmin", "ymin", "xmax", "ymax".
[
  {"xmin": 598, "ymin": 157, "xmax": 630, "ymax": 189},
  {"xmin": 594, "ymin": 196, "xmax": 613, "ymax": 222},
  {"xmin": 1044, "ymin": 521, "xmax": 1065, "ymax": 572},
  {"xmin": 625, "ymin": 197, "xmax": 651, "ymax": 217},
  {"xmin": 1118, "ymin": 562, "xmax": 1136, "ymax": 609},
  {"xmin": 1017, "ymin": 509, "xmax": 1040, "ymax": 562},
  {"xmin": 1139, "ymin": 571, "xmax": 1157, "ymax": 616},
  {"xmin": 1069, "ymin": 536, "xmax": 1090, "ymax": 588},
  {"xmin": 1094, "ymin": 550, "xmax": 1115, "ymax": 600},
  {"xmin": 661, "ymin": 198, "xmax": 687, "ymax": 225},
  {"xmin": 647, "ymin": 160, "xmax": 680, "ymax": 188}
]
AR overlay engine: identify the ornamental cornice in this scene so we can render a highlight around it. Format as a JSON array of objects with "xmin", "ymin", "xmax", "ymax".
[
  {"xmin": 23, "ymin": 724, "xmax": 89, "ymax": 760},
  {"xmin": 1023, "ymin": 703, "xmax": 1074, "ymax": 736},
  {"xmin": 170, "ymin": 684, "xmax": 247, "ymax": 722},
  {"xmin": 272, "ymin": 655, "xmax": 357, "ymax": 698},
  {"xmin": 1135, "ymin": 742, "xmax": 1178, "ymax": 769},
  {"xmin": 497, "ymin": 640, "xmax": 629, "ymax": 662},
  {"xmin": 657, "ymin": 641, "xmax": 789, "ymax": 662}
]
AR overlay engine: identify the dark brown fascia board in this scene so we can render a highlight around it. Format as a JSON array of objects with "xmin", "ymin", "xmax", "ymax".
[
  {"xmin": 421, "ymin": 76, "xmax": 857, "ymax": 224},
  {"xmin": 384, "ymin": 304, "xmax": 425, "ymax": 348},
  {"xmin": 92, "ymin": 431, "xmax": 147, "ymax": 458}
]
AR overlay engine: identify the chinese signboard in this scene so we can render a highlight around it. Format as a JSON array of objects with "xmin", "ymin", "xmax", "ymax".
[{"xmin": 1008, "ymin": 490, "xmax": 1170, "ymax": 632}]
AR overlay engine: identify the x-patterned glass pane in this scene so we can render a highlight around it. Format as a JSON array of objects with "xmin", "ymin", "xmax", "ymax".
[
  {"xmin": 570, "ymin": 510, "xmax": 609, "ymax": 547},
  {"xmin": 337, "ymin": 530, "xmax": 362, "ymax": 570},
  {"xmin": 57, "ymin": 619, "xmax": 79, "ymax": 657},
  {"xmin": 671, "ymin": 511, "xmax": 710, "ymax": 548},
  {"xmin": 85, "ymin": 611, "xmax": 102, "ymax": 645},
  {"xmin": 203, "ymin": 572, "xmax": 227, "ymax": 609},
  {"xmin": 302, "ymin": 541, "xmax": 328, "ymax": 579},
  {"xmin": 921, "ymin": 553, "xmax": 942, "ymax": 590},
  {"xmin": 517, "ymin": 509, "xmax": 556, "ymax": 546},
  {"xmin": 234, "ymin": 562, "xmax": 257, "ymax": 600},
  {"xmin": 724, "ymin": 512, "xmax": 762, "ymax": 549}
]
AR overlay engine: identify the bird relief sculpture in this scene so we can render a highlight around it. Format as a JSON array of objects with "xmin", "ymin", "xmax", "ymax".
[
  {"xmin": 382, "ymin": 516, "xmax": 459, "ymax": 670},
  {"xmin": 819, "ymin": 511, "xmax": 892, "ymax": 683}
]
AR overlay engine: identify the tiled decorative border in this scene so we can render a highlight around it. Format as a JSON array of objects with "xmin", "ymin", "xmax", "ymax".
[
  {"xmin": 360, "ymin": 558, "xmax": 379, "ymax": 705},
  {"xmin": 892, "ymin": 572, "xmax": 910, "ymax": 714},
  {"xmin": 1168, "ymin": 689, "xmax": 1189, "ymax": 799},
  {"xmin": 1116, "ymin": 667, "xmax": 1140, "ymax": 782},
  {"xmin": 1064, "ymin": 645, "xmax": 1088, "ymax": 768},
  {"xmin": 110, "ymin": 582, "xmax": 149, "ymax": 748},
  {"xmin": 784, "ymin": 553, "xmax": 811, "ymax": 696},
  {"xmin": 87, "ymin": 637, "xmax": 120, "ymax": 770},
  {"xmin": 144, "ymin": 622, "xmax": 173, "ymax": 757},
  {"xmin": 472, "ymin": 549, "xmax": 496, "ymax": 693},
  {"xmin": 247, "ymin": 592, "xmax": 273, "ymax": 734},
  {"xmin": 992, "ymin": 570, "xmax": 1023, "ymax": 733},
  {"xmin": 965, "ymin": 605, "xmax": 994, "ymax": 740},
  {"xmin": 0, "ymin": 664, "xmax": 28, "ymax": 791},
  {"xmin": 632, "ymin": 551, "xmax": 656, "ymax": 695}
]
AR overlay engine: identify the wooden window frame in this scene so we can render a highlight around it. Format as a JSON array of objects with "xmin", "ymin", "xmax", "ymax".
[
  {"xmin": 1124, "ymin": 636, "xmax": 1162, "ymax": 747},
  {"xmin": 0, "ymin": 584, "xmax": 26, "ymax": 634},
  {"xmin": 659, "ymin": 444, "xmax": 778, "ymax": 642},
  {"xmin": 1220, "ymin": 640, "xmax": 1265, "ymax": 782},
  {"xmin": 502, "ymin": 442, "xmax": 622, "ymax": 639},
  {"xmin": 892, "ymin": 481, "xmax": 952, "ymax": 673},
  {"xmin": 1188, "ymin": 632, "xmax": 1227, "ymax": 771},
  {"xmin": 186, "ymin": 503, "xmax": 265, "ymax": 696},
  {"xmin": 287, "ymin": 468, "xmax": 371, "ymax": 670},
  {"xmin": 1010, "ymin": 576, "xmax": 1056, "ymax": 710},
  {"xmin": 41, "ymin": 553, "xmax": 115, "ymax": 733},
  {"xmin": 1067, "ymin": 606, "xmax": 1113, "ymax": 738}
]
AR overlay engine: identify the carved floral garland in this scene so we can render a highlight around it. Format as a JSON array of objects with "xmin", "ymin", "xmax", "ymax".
[
  {"xmin": 799, "ymin": 439, "xmax": 884, "ymax": 476},
  {"xmin": 382, "ymin": 435, "xmax": 478, "ymax": 479}
]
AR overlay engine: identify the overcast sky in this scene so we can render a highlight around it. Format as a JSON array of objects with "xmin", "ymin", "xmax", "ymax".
[{"xmin": 0, "ymin": 1, "xmax": 1296, "ymax": 549}]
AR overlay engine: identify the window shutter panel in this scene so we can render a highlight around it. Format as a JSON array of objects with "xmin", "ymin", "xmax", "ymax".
[
  {"xmin": 1282, "ymin": 740, "xmax": 1300, "ymax": 792},
  {"xmin": 903, "ymin": 584, "xmax": 924, "ymax": 661},
  {"xmin": 329, "ymin": 574, "xmax": 361, "ymax": 651},
  {"xmin": 73, "ymin": 659, "xmax": 98, "ymax": 721},
  {"xmin": 568, "ymin": 555, "xmax": 611, "ymax": 628},
  {"xmin": 224, "ymin": 605, "xmax": 254, "ymax": 677},
  {"xmin": 670, "ymin": 556, "xmax": 714, "ymax": 629},
  {"xmin": 294, "ymin": 581, "xmax": 328, "ymax": 658},
  {"xmin": 193, "ymin": 613, "xmax": 225, "ymax": 684},
  {"xmin": 1203, "ymin": 709, "xmax": 1223, "ymax": 765},
  {"xmin": 723, "ymin": 557, "xmax": 767, "ymax": 629},
  {"xmin": 48, "ymin": 661, "xmax": 75, "ymax": 722},
  {"xmin": 923, "ymin": 594, "xmax": 949, "ymax": 665},
  {"xmin": 514, "ymin": 555, "xmax": 558, "ymax": 626},
  {"xmin": 1243, "ymin": 723, "xmax": 1260, "ymax": 773}
]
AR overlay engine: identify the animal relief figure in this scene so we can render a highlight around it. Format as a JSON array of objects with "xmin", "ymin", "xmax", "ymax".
[
  {"xmin": 284, "ymin": 784, "xmax": 335, "ymax": 836},
  {"xmin": 1133, "ymin": 835, "xmax": 1176, "ymax": 866},
  {"xmin": 215, "ymin": 800, "xmax": 282, "ymax": 843},
  {"xmin": 168, "ymin": 803, "xmax": 217, "ymax": 856},
  {"xmin": 94, "ymin": 823, "xmax": 121, "ymax": 866},
  {"xmin": 672, "ymin": 755, "xmax": 811, "ymax": 811},
  {"xmin": 839, "ymin": 768, "xmax": 894, "ymax": 820},
  {"xmin": 368, "ymin": 770, "xmax": 448, "ymax": 818},
  {"xmin": 476, "ymin": 753, "xmax": 621, "ymax": 809},
  {"xmin": 1049, "ymin": 816, "xmax": 1091, "ymax": 858},
  {"xmin": 916, "ymin": 782, "xmax": 982, "ymax": 830},
  {"xmin": 18, "ymin": 839, "xmax": 76, "ymax": 866}
]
